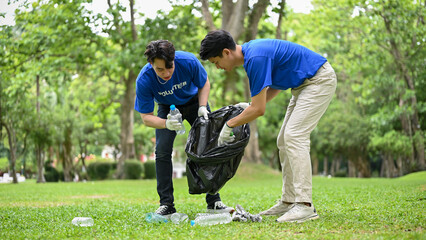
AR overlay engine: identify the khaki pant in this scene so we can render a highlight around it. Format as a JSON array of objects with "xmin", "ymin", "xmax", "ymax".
[{"xmin": 277, "ymin": 61, "xmax": 337, "ymax": 203}]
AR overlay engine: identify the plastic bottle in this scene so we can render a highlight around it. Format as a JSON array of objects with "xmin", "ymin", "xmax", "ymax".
[
  {"xmin": 72, "ymin": 217, "xmax": 94, "ymax": 227},
  {"xmin": 170, "ymin": 213, "xmax": 189, "ymax": 224},
  {"xmin": 190, "ymin": 213, "xmax": 232, "ymax": 226},
  {"xmin": 145, "ymin": 212, "xmax": 168, "ymax": 223},
  {"xmin": 194, "ymin": 213, "xmax": 213, "ymax": 218},
  {"xmin": 169, "ymin": 105, "xmax": 186, "ymax": 135}
]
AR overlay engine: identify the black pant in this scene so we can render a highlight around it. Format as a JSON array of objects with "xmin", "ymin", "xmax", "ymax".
[{"xmin": 155, "ymin": 95, "xmax": 221, "ymax": 206}]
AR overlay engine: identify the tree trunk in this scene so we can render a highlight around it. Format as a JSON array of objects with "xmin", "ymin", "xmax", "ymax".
[
  {"xmin": 62, "ymin": 126, "xmax": 73, "ymax": 182},
  {"xmin": 312, "ymin": 153, "xmax": 319, "ymax": 175},
  {"xmin": 3, "ymin": 121, "xmax": 17, "ymax": 184},
  {"xmin": 381, "ymin": 153, "xmax": 398, "ymax": 178},
  {"xmin": 201, "ymin": 0, "xmax": 216, "ymax": 31},
  {"xmin": 245, "ymin": 0, "xmax": 270, "ymax": 41},
  {"xmin": 330, "ymin": 157, "xmax": 336, "ymax": 176},
  {"xmin": 36, "ymin": 144, "xmax": 45, "ymax": 183},
  {"xmin": 347, "ymin": 158, "xmax": 356, "ymax": 178},
  {"xmin": 36, "ymin": 75, "xmax": 45, "ymax": 183},
  {"xmin": 335, "ymin": 157, "xmax": 341, "ymax": 174},
  {"xmin": 323, "ymin": 156, "xmax": 328, "ymax": 175},
  {"xmin": 356, "ymin": 155, "xmax": 371, "ymax": 178},
  {"xmin": 224, "ymin": 0, "xmax": 248, "ymax": 38},
  {"xmin": 243, "ymin": 120, "xmax": 261, "ymax": 163},
  {"xmin": 116, "ymin": 73, "xmax": 136, "ymax": 178},
  {"xmin": 275, "ymin": 0, "xmax": 286, "ymax": 39}
]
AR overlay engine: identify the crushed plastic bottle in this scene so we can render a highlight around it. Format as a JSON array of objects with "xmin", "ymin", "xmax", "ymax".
[
  {"xmin": 145, "ymin": 212, "xmax": 168, "ymax": 223},
  {"xmin": 231, "ymin": 204, "xmax": 262, "ymax": 222},
  {"xmin": 190, "ymin": 213, "xmax": 232, "ymax": 226},
  {"xmin": 170, "ymin": 213, "xmax": 189, "ymax": 224},
  {"xmin": 170, "ymin": 105, "xmax": 186, "ymax": 135},
  {"xmin": 72, "ymin": 217, "xmax": 94, "ymax": 227}
]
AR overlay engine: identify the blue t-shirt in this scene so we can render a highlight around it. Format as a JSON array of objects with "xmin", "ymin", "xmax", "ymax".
[
  {"xmin": 242, "ymin": 39, "xmax": 327, "ymax": 97},
  {"xmin": 134, "ymin": 51, "xmax": 207, "ymax": 114}
]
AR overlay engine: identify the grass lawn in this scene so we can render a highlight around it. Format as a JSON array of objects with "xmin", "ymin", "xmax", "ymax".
[{"xmin": 0, "ymin": 163, "xmax": 424, "ymax": 239}]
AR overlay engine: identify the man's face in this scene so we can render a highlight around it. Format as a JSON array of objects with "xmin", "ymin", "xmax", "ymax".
[
  {"xmin": 208, "ymin": 49, "xmax": 233, "ymax": 71},
  {"xmin": 151, "ymin": 58, "xmax": 175, "ymax": 81}
]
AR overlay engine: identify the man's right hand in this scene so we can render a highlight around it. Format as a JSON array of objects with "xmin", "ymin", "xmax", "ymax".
[
  {"xmin": 218, "ymin": 122, "xmax": 235, "ymax": 146},
  {"xmin": 234, "ymin": 102, "xmax": 250, "ymax": 109},
  {"xmin": 165, "ymin": 114, "xmax": 183, "ymax": 131}
]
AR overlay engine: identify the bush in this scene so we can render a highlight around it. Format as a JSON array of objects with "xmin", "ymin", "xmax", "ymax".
[
  {"xmin": 144, "ymin": 161, "xmax": 156, "ymax": 179},
  {"xmin": 334, "ymin": 169, "xmax": 347, "ymax": 177},
  {"xmin": 124, "ymin": 160, "xmax": 144, "ymax": 179},
  {"xmin": 87, "ymin": 162, "xmax": 112, "ymax": 180},
  {"xmin": 44, "ymin": 163, "xmax": 59, "ymax": 182}
]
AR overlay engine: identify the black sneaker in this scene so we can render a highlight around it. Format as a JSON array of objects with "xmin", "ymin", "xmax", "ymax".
[
  {"xmin": 155, "ymin": 204, "xmax": 176, "ymax": 218},
  {"xmin": 207, "ymin": 201, "xmax": 235, "ymax": 214}
]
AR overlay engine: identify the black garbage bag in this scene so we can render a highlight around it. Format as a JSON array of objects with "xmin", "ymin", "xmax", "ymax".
[{"xmin": 185, "ymin": 105, "xmax": 250, "ymax": 195}]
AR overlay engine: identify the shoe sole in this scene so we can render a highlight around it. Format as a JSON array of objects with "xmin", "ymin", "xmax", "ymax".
[
  {"xmin": 276, "ymin": 214, "xmax": 319, "ymax": 223},
  {"xmin": 259, "ymin": 210, "xmax": 289, "ymax": 216}
]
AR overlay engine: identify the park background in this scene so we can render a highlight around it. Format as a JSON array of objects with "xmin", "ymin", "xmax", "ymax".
[
  {"xmin": 1, "ymin": 0, "xmax": 425, "ymax": 183},
  {"xmin": 1, "ymin": 0, "xmax": 425, "ymax": 239}
]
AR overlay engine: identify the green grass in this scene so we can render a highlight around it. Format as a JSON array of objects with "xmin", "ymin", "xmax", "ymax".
[{"xmin": 0, "ymin": 163, "xmax": 424, "ymax": 239}]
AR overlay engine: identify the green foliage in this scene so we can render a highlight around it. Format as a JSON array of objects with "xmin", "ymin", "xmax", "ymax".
[
  {"xmin": 144, "ymin": 161, "xmax": 156, "ymax": 179},
  {"xmin": 1, "ymin": 0, "xmax": 425, "ymax": 180},
  {"xmin": 87, "ymin": 162, "xmax": 112, "ymax": 180},
  {"xmin": 44, "ymin": 163, "xmax": 60, "ymax": 182},
  {"xmin": 0, "ymin": 164, "xmax": 424, "ymax": 239},
  {"xmin": 123, "ymin": 160, "xmax": 144, "ymax": 179},
  {"xmin": 0, "ymin": 157, "xmax": 8, "ymax": 172},
  {"xmin": 369, "ymin": 130, "xmax": 413, "ymax": 157}
]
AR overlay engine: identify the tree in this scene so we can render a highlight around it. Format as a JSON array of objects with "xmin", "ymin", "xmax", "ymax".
[
  {"xmin": 199, "ymin": 0, "xmax": 272, "ymax": 163},
  {"xmin": 102, "ymin": 0, "xmax": 140, "ymax": 178},
  {"xmin": 358, "ymin": 0, "xmax": 425, "ymax": 171}
]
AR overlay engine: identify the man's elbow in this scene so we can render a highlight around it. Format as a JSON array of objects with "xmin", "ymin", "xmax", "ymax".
[{"xmin": 253, "ymin": 107, "xmax": 265, "ymax": 117}]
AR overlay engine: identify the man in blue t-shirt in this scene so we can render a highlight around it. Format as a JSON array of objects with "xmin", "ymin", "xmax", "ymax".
[
  {"xmin": 135, "ymin": 40, "xmax": 234, "ymax": 217},
  {"xmin": 200, "ymin": 30, "xmax": 337, "ymax": 223}
]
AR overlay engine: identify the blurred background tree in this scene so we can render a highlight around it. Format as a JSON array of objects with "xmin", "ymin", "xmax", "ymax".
[{"xmin": 0, "ymin": 0, "xmax": 424, "ymax": 183}]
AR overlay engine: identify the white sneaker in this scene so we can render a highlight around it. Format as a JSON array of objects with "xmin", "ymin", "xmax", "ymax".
[
  {"xmin": 207, "ymin": 201, "xmax": 235, "ymax": 213},
  {"xmin": 259, "ymin": 200, "xmax": 292, "ymax": 216},
  {"xmin": 276, "ymin": 203, "xmax": 319, "ymax": 223}
]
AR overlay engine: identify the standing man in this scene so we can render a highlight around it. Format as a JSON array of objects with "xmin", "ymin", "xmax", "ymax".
[
  {"xmin": 200, "ymin": 30, "xmax": 337, "ymax": 223},
  {"xmin": 135, "ymin": 40, "xmax": 234, "ymax": 217}
]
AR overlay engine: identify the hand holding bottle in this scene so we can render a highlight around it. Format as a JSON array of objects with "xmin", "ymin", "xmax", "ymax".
[{"xmin": 166, "ymin": 113, "xmax": 183, "ymax": 131}]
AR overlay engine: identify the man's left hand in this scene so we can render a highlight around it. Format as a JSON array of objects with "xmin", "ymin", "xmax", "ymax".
[{"xmin": 198, "ymin": 105, "xmax": 209, "ymax": 120}]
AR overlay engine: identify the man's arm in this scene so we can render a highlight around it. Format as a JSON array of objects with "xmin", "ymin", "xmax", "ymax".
[
  {"xmin": 266, "ymin": 87, "xmax": 281, "ymax": 102},
  {"xmin": 198, "ymin": 77, "xmax": 210, "ymax": 106},
  {"xmin": 226, "ymin": 87, "xmax": 268, "ymax": 128},
  {"xmin": 140, "ymin": 112, "xmax": 167, "ymax": 129}
]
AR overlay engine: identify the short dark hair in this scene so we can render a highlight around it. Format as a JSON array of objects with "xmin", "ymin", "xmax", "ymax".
[
  {"xmin": 144, "ymin": 40, "xmax": 175, "ymax": 69},
  {"xmin": 199, "ymin": 30, "xmax": 236, "ymax": 60}
]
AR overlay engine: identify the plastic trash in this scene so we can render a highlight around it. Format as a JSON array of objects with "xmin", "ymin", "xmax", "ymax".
[
  {"xmin": 145, "ymin": 212, "xmax": 168, "ymax": 223},
  {"xmin": 231, "ymin": 204, "xmax": 262, "ymax": 222},
  {"xmin": 72, "ymin": 217, "xmax": 94, "ymax": 227},
  {"xmin": 170, "ymin": 104, "xmax": 186, "ymax": 135},
  {"xmin": 190, "ymin": 213, "xmax": 232, "ymax": 226},
  {"xmin": 170, "ymin": 213, "xmax": 189, "ymax": 224},
  {"xmin": 185, "ymin": 105, "xmax": 250, "ymax": 195},
  {"xmin": 194, "ymin": 213, "xmax": 214, "ymax": 218}
]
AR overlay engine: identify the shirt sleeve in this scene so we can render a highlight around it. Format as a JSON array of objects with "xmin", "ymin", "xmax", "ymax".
[
  {"xmin": 245, "ymin": 56, "xmax": 272, "ymax": 97},
  {"xmin": 190, "ymin": 57, "xmax": 208, "ymax": 89},
  {"xmin": 134, "ymin": 77, "xmax": 155, "ymax": 114}
]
